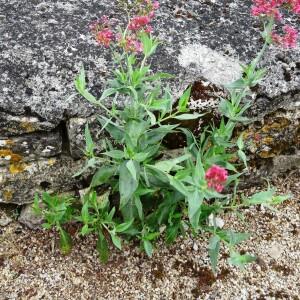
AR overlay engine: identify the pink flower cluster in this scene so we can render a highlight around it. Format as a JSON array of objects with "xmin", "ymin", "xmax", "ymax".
[
  {"xmin": 128, "ymin": 1, "xmax": 159, "ymax": 33},
  {"xmin": 205, "ymin": 165, "xmax": 228, "ymax": 193},
  {"xmin": 251, "ymin": 0, "xmax": 299, "ymax": 48},
  {"xmin": 90, "ymin": 0, "xmax": 159, "ymax": 53},
  {"xmin": 90, "ymin": 16, "xmax": 115, "ymax": 48},
  {"xmin": 252, "ymin": 0, "xmax": 300, "ymax": 19},
  {"xmin": 272, "ymin": 25, "xmax": 298, "ymax": 48}
]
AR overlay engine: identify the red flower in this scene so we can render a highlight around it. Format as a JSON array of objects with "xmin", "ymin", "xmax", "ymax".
[
  {"xmin": 287, "ymin": 0, "xmax": 300, "ymax": 13},
  {"xmin": 128, "ymin": 16, "xmax": 151, "ymax": 31},
  {"xmin": 123, "ymin": 36, "xmax": 143, "ymax": 53},
  {"xmin": 251, "ymin": 0, "xmax": 284, "ymax": 20},
  {"xmin": 205, "ymin": 165, "xmax": 228, "ymax": 193},
  {"xmin": 272, "ymin": 25, "xmax": 298, "ymax": 48},
  {"xmin": 96, "ymin": 29, "xmax": 114, "ymax": 47},
  {"xmin": 153, "ymin": 1, "xmax": 160, "ymax": 10}
]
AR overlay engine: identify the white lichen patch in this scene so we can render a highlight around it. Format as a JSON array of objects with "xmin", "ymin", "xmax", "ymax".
[{"xmin": 178, "ymin": 44, "xmax": 242, "ymax": 85}]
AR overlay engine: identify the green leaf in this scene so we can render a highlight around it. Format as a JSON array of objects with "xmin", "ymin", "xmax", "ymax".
[
  {"xmin": 98, "ymin": 116, "xmax": 124, "ymax": 142},
  {"xmin": 143, "ymin": 125, "xmax": 177, "ymax": 145},
  {"xmin": 174, "ymin": 113, "xmax": 203, "ymax": 120},
  {"xmin": 133, "ymin": 152, "xmax": 150, "ymax": 162},
  {"xmin": 208, "ymin": 235, "xmax": 221, "ymax": 274},
  {"xmin": 75, "ymin": 68, "xmax": 86, "ymax": 91},
  {"xmin": 227, "ymin": 231, "xmax": 250, "ymax": 246},
  {"xmin": 107, "ymin": 207, "xmax": 116, "ymax": 222},
  {"xmin": 193, "ymin": 152, "xmax": 205, "ymax": 183},
  {"xmin": 153, "ymin": 154, "xmax": 190, "ymax": 173},
  {"xmin": 143, "ymin": 240, "xmax": 153, "ymax": 257},
  {"xmin": 103, "ymin": 150, "xmax": 125, "ymax": 159},
  {"xmin": 125, "ymin": 120, "xmax": 148, "ymax": 148},
  {"xmin": 96, "ymin": 232, "xmax": 109, "ymax": 263},
  {"xmin": 168, "ymin": 175, "xmax": 189, "ymax": 197},
  {"xmin": 187, "ymin": 190, "xmax": 203, "ymax": 229},
  {"xmin": 81, "ymin": 201, "xmax": 90, "ymax": 224},
  {"xmin": 178, "ymin": 87, "xmax": 191, "ymax": 112},
  {"xmin": 237, "ymin": 135, "xmax": 244, "ymax": 150},
  {"xmin": 32, "ymin": 193, "xmax": 41, "ymax": 215},
  {"xmin": 271, "ymin": 194, "xmax": 291, "ymax": 205},
  {"xmin": 225, "ymin": 79, "xmax": 246, "ymax": 90},
  {"xmin": 146, "ymin": 109, "xmax": 156, "ymax": 125},
  {"xmin": 110, "ymin": 233, "xmax": 122, "ymax": 250},
  {"xmin": 126, "ymin": 160, "xmax": 139, "ymax": 181},
  {"xmin": 99, "ymin": 88, "xmax": 117, "ymax": 101},
  {"xmin": 115, "ymin": 219, "xmax": 134, "ymax": 233},
  {"xmin": 75, "ymin": 68, "xmax": 98, "ymax": 104},
  {"xmin": 146, "ymin": 72, "xmax": 175, "ymax": 81},
  {"xmin": 140, "ymin": 32, "xmax": 158, "ymax": 57},
  {"xmin": 228, "ymin": 252, "xmax": 256, "ymax": 268},
  {"xmin": 238, "ymin": 150, "xmax": 248, "ymax": 169},
  {"xmin": 90, "ymin": 166, "xmax": 116, "ymax": 188},
  {"xmin": 134, "ymin": 196, "xmax": 144, "ymax": 221},
  {"xmin": 119, "ymin": 161, "xmax": 139, "ymax": 208},
  {"xmin": 245, "ymin": 188, "xmax": 276, "ymax": 205},
  {"xmin": 42, "ymin": 223, "xmax": 52, "ymax": 230},
  {"xmin": 81, "ymin": 224, "xmax": 93, "ymax": 235},
  {"xmin": 166, "ymin": 223, "xmax": 181, "ymax": 244},
  {"xmin": 84, "ymin": 123, "xmax": 94, "ymax": 155},
  {"xmin": 149, "ymin": 98, "xmax": 172, "ymax": 112},
  {"xmin": 145, "ymin": 232, "xmax": 160, "ymax": 240},
  {"xmin": 59, "ymin": 228, "xmax": 72, "ymax": 255}
]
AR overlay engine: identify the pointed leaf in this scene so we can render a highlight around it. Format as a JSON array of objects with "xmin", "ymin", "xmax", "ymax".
[
  {"xmin": 96, "ymin": 232, "xmax": 109, "ymax": 263},
  {"xmin": 208, "ymin": 235, "xmax": 221, "ymax": 274},
  {"xmin": 143, "ymin": 240, "xmax": 153, "ymax": 257},
  {"xmin": 178, "ymin": 87, "xmax": 191, "ymax": 112},
  {"xmin": 59, "ymin": 228, "xmax": 72, "ymax": 255}
]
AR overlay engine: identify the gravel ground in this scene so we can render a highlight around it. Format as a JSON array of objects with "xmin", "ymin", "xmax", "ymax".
[{"xmin": 0, "ymin": 174, "xmax": 299, "ymax": 300}]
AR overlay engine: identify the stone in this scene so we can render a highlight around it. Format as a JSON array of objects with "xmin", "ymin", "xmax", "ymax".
[
  {"xmin": 0, "ymin": 0, "xmax": 299, "ymax": 204},
  {"xmin": 0, "ymin": 212, "xmax": 13, "ymax": 227},
  {"xmin": 0, "ymin": 131, "xmax": 62, "ymax": 165},
  {"xmin": 67, "ymin": 116, "xmax": 105, "ymax": 159},
  {"xmin": 0, "ymin": 156, "xmax": 86, "ymax": 205},
  {"xmin": 0, "ymin": 112, "xmax": 56, "ymax": 136},
  {"xmin": 18, "ymin": 203, "xmax": 43, "ymax": 230},
  {"xmin": 268, "ymin": 243, "xmax": 283, "ymax": 259}
]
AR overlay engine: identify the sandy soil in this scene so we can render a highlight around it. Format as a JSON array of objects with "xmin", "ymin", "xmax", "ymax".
[{"xmin": 0, "ymin": 174, "xmax": 299, "ymax": 300}]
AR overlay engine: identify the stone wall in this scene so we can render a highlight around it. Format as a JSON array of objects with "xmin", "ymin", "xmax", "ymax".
[{"xmin": 0, "ymin": 0, "xmax": 299, "ymax": 205}]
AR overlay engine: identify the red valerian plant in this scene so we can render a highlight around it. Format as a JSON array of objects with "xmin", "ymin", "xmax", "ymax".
[
  {"xmin": 272, "ymin": 25, "xmax": 298, "ymax": 48},
  {"xmin": 90, "ymin": 0, "xmax": 159, "ymax": 53},
  {"xmin": 35, "ymin": 0, "xmax": 293, "ymax": 275},
  {"xmin": 251, "ymin": 0, "xmax": 299, "ymax": 47},
  {"xmin": 205, "ymin": 165, "xmax": 228, "ymax": 193}
]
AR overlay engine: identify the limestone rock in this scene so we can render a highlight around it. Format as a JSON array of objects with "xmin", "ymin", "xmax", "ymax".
[
  {"xmin": 0, "ymin": 156, "xmax": 85, "ymax": 205},
  {"xmin": 0, "ymin": 112, "xmax": 56, "ymax": 136},
  {"xmin": 18, "ymin": 203, "xmax": 43, "ymax": 230},
  {"xmin": 0, "ymin": 131, "xmax": 62, "ymax": 165},
  {"xmin": 0, "ymin": 212, "xmax": 13, "ymax": 227}
]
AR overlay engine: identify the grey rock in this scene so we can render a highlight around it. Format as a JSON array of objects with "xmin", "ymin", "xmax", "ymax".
[
  {"xmin": 0, "ymin": 156, "xmax": 86, "ymax": 205},
  {"xmin": 18, "ymin": 203, "xmax": 43, "ymax": 230},
  {"xmin": 0, "ymin": 130, "xmax": 62, "ymax": 165},
  {"xmin": 1, "ymin": 0, "xmax": 299, "ymax": 123},
  {"xmin": 0, "ymin": 213, "xmax": 13, "ymax": 227},
  {"xmin": 272, "ymin": 153, "xmax": 300, "ymax": 174},
  {"xmin": 0, "ymin": 112, "xmax": 56, "ymax": 137},
  {"xmin": 67, "ymin": 116, "xmax": 105, "ymax": 159}
]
